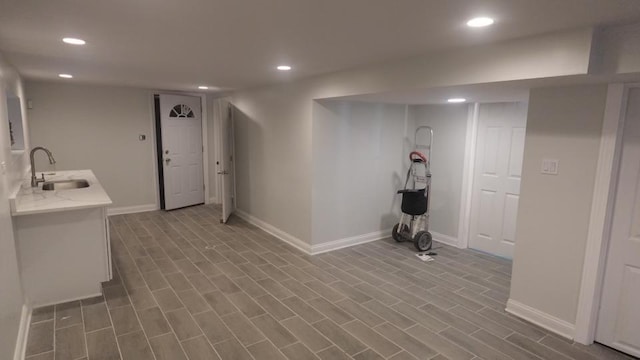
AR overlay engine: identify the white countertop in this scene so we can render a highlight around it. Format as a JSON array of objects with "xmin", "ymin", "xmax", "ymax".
[{"xmin": 10, "ymin": 170, "xmax": 113, "ymax": 216}]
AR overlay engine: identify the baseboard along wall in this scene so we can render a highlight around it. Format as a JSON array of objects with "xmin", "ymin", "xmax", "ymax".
[{"xmin": 506, "ymin": 299, "xmax": 576, "ymax": 340}]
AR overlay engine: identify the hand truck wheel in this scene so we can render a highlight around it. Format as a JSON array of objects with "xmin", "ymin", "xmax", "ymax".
[
  {"xmin": 392, "ymin": 224, "xmax": 402, "ymax": 242},
  {"xmin": 392, "ymin": 223, "xmax": 410, "ymax": 242},
  {"xmin": 414, "ymin": 231, "xmax": 432, "ymax": 252}
]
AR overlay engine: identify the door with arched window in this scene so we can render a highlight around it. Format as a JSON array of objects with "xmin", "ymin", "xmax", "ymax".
[{"xmin": 158, "ymin": 94, "xmax": 204, "ymax": 210}]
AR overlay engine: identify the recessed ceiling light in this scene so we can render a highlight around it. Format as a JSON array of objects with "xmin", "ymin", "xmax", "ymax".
[
  {"xmin": 198, "ymin": 86, "xmax": 209, "ymax": 90},
  {"xmin": 58, "ymin": 74, "xmax": 73, "ymax": 79},
  {"xmin": 277, "ymin": 65, "xmax": 292, "ymax": 71},
  {"xmin": 466, "ymin": 17, "xmax": 494, "ymax": 27},
  {"xmin": 447, "ymin": 98, "xmax": 466, "ymax": 103},
  {"xmin": 62, "ymin": 37, "xmax": 86, "ymax": 45}
]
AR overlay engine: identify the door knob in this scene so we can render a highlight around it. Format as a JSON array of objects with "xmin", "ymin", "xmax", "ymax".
[
  {"xmin": 217, "ymin": 170, "xmax": 228, "ymax": 175},
  {"xmin": 165, "ymin": 158, "xmax": 171, "ymax": 165}
]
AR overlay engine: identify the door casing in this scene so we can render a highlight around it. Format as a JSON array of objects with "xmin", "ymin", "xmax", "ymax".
[
  {"xmin": 153, "ymin": 93, "xmax": 210, "ymax": 210},
  {"xmin": 468, "ymin": 102, "xmax": 528, "ymax": 259},
  {"xmin": 573, "ymin": 83, "xmax": 640, "ymax": 347},
  {"xmin": 594, "ymin": 86, "xmax": 640, "ymax": 356}
]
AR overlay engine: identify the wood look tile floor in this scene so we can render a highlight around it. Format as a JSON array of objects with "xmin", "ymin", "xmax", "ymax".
[{"xmin": 25, "ymin": 204, "xmax": 633, "ymax": 360}]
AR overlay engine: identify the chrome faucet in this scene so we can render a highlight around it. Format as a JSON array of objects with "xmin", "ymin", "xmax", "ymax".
[{"xmin": 30, "ymin": 146, "xmax": 56, "ymax": 187}]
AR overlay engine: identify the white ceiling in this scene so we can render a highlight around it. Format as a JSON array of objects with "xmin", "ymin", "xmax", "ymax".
[{"xmin": 1, "ymin": 0, "xmax": 639, "ymax": 92}]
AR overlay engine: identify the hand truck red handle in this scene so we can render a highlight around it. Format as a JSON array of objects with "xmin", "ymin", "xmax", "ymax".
[{"xmin": 409, "ymin": 151, "xmax": 427, "ymax": 163}]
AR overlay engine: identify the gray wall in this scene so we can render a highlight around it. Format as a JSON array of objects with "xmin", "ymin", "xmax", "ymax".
[
  {"xmin": 311, "ymin": 100, "xmax": 406, "ymax": 245},
  {"xmin": 231, "ymin": 29, "xmax": 593, "ymax": 245},
  {"xmin": 407, "ymin": 104, "xmax": 469, "ymax": 240},
  {"xmin": 233, "ymin": 86, "xmax": 313, "ymax": 242},
  {"xmin": 510, "ymin": 84, "xmax": 607, "ymax": 324},
  {"xmin": 26, "ymin": 81, "xmax": 220, "ymax": 211},
  {"xmin": 595, "ymin": 22, "xmax": 640, "ymax": 75},
  {"xmin": 27, "ymin": 81, "xmax": 158, "ymax": 210},
  {"xmin": 0, "ymin": 53, "xmax": 29, "ymax": 360}
]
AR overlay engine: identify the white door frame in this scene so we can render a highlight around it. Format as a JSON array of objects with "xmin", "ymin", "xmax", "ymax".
[
  {"xmin": 201, "ymin": 93, "xmax": 211, "ymax": 204},
  {"xmin": 151, "ymin": 92, "xmax": 211, "ymax": 209},
  {"xmin": 214, "ymin": 99, "xmax": 224, "ymax": 205},
  {"xmin": 462, "ymin": 102, "xmax": 528, "ymax": 258},
  {"xmin": 574, "ymin": 83, "xmax": 635, "ymax": 344},
  {"xmin": 456, "ymin": 103, "xmax": 480, "ymax": 249}
]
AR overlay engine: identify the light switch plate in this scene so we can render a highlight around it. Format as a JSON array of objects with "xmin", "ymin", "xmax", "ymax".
[{"xmin": 541, "ymin": 159, "xmax": 559, "ymax": 175}]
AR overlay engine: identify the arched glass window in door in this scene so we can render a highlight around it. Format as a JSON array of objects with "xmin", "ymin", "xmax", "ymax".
[{"xmin": 169, "ymin": 104, "xmax": 194, "ymax": 118}]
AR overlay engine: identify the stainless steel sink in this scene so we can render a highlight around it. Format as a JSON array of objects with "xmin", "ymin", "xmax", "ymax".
[{"xmin": 42, "ymin": 179, "xmax": 90, "ymax": 191}]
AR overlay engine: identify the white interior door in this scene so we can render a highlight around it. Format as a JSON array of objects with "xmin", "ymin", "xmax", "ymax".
[
  {"xmin": 159, "ymin": 94, "xmax": 204, "ymax": 210},
  {"xmin": 218, "ymin": 100, "xmax": 235, "ymax": 223},
  {"xmin": 596, "ymin": 88, "xmax": 640, "ymax": 357},
  {"xmin": 469, "ymin": 102, "xmax": 527, "ymax": 259}
]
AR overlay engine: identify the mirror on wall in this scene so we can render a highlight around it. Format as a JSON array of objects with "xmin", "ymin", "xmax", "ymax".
[{"xmin": 5, "ymin": 91, "xmax": 25, "ymax": 152}]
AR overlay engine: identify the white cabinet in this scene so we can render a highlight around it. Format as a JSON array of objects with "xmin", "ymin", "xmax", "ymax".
[{"xmin": 15, "ymin": 206, "xmax": 112, "ymax": 307}]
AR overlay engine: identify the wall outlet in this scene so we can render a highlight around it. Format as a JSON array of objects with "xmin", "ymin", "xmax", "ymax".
[{"xmin": 541, "ymin": 159, "xmax": 559, "ymax": 175}]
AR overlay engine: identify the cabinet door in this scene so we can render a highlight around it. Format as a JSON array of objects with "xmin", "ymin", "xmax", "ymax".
[{"xmin": 17, "ymin": 207, "xmax": 109, "ymax": 306}]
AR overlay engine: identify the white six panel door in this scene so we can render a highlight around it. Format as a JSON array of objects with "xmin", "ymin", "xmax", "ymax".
[
  {"xmin": 469, "ymin": 102, "xmax": 528, "ymax": 259},
  {"xmin": 596, "ymin": 88, "xmax": 640, "ymax": 357},
  {"xmin": 159, "ymin": 94, "xmax": 204, "ymax": 210}
]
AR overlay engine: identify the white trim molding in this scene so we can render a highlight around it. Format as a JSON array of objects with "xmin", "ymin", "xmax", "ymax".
[
  {"xmin": 235, "ymin": 209, "xmax": 312, "ymax": 254},
  {"xmin": 458, "ymin": 103, "xmax": 480, "ymax": 249},
  {"xmin": 148, "ymin": 92, "xmax": 162, "ymax": 214},
  {"xmin": 311, "ymin": 229, "xmax": 391, "ymax": 255},
  {"xmin": 151, "ymin": 91, "xmax": 210, "ymax": 208},
  {"xmin": 235, "ymin": 210, "xmax": 393, "ymax": 256},
  {"xmin": 107, "ymin": 204, "xmax": 158, "ymax": 216},
  {"xmin": 506, "ymin": 299, "xmax": 575, "ymax": 340},
  {"xmin": 431, "ymin": 231, "xmax": 459, "ymax": 248},
  {"xmin": 13, "ymin": 304, "xmax": 31, "ymax": 360},
  {"xmin": 200, "ymin": 93, "xmax": 210, "ymax": 205},
  {"xmin": 234, "ymin": 209, "xmax": 463, "ymax": 256},
  {"xmin": 574, "ymin": 83, "xmax": 628, "ymax": 344},
  {"xmin": 32, "ymin": 292, "xmax": 103, "ymax": 309}
]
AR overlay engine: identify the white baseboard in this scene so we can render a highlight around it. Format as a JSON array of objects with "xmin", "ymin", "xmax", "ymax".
[
  {"xmin": 235, "ymin": 210, "xmax": 312, "ymax": 254},
  {"xmin": 208, "ymin": 197, "xmax": 220, "ymax": 205},
  {"xmin": 13, "ymin": 304, "xmax": 31, "ymax": 360},
  {"xmin": 32, "ymin": 291, "xmax": 103, "ymax": 309},
  {"xmin": 107, "ymin": 204, "xmax": 158, "ymax": 216},
  {"xmin": 311, "ymin": 229, "xmax": 391, "ymax": 255},
  {"xmin": 506, "ymin": 299, "xmax": 575, "ymax": 340},
  {"xmin": 233, "ymin": 210, "xmax": 421, "ymax": 256},
  {"xmin": 431, "ymin": 231, "xmax": 460, "ymax": 248}
]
